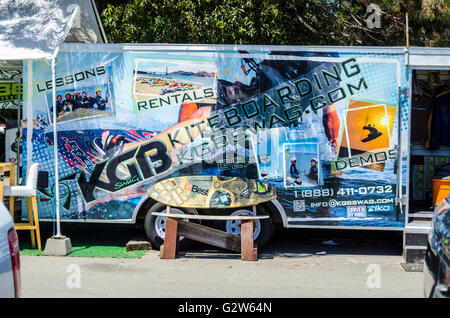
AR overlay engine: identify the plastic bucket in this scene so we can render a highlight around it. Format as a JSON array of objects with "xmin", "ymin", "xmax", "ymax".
[{"xmin": 432, "ymin": 177, "xmax": 450, "ymax": 207}]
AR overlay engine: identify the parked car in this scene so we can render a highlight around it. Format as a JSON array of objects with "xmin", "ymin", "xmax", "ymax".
[
  {"xmin": 0, "ymin": 202, "xmax": 20, "ymax": 298},
  {"xmin": 424, "ymin": 194, "xmax": 450, "ymax": 298}
]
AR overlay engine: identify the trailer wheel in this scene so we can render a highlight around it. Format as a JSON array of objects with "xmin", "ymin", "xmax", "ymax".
[
  {"xmin": 224, "ymin": 205, "xmax": 273, "ymax": 248},
  {"xmin": 143, "ymin": 202, "xmax": 198, "ymax": 250}
]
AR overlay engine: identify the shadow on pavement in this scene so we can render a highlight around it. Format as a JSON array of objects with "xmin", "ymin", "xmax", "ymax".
[
  {"xmin": 182, "ymin": 227, "xmax": 403, "ymax": 259},
  {"xmin": 18, "ymin": 221, "xmax": 403, "ymax": 259},
  {"xmin": 18, "ymin": 221, "xmax": 138, "ymax": 250}
]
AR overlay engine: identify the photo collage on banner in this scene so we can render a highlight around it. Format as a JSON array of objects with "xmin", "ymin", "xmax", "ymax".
[{"xmin": 22, "ymin": 47, "xmax": 408, "ymax": 228}]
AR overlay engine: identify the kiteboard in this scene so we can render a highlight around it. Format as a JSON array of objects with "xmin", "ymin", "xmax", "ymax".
[{"xmin": 147, "ymin": 175, "xmax": 277, "ymax": 209}]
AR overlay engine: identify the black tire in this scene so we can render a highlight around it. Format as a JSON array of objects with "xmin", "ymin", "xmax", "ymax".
[
  {"xmin": 143, "ymin": 202, "xmax": 198, "ymax": 250},
  {"xmin": 222, "ymin": 205, "xmax": 273, "ymax": 249}
]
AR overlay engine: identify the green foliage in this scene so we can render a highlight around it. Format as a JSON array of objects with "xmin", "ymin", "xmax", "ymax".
[{"xmin": 99, "ymin": 0, "xmax": 449, "ymax": 46}]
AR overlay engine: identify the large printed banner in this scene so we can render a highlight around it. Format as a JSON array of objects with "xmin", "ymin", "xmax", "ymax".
[{"xmin": 23, "ymin": 47, "xmax": 409, "ymax": 227}]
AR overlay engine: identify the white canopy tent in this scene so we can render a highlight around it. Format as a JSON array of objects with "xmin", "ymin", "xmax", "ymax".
[
  {"xmin": 0, "ymin": 0, "xmax": 106, "ymax": 237},
  {"xmin": 0, "ymin": 0, "xmax": 106, "ymax": 60}
]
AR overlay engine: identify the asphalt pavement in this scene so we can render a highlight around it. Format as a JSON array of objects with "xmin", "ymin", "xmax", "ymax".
[{"xmin": 20, "ymin": 227, "xmax": 424, "ymax": 298}]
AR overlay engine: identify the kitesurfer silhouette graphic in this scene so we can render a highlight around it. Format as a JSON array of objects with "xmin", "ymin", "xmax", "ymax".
[{"xmin": 361, "ymin": 124, "xmax": 382, "ymax": 143}]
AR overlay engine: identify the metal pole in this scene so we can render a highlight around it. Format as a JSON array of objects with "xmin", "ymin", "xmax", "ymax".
[
  {"xmin": 16, "ymin": 79, "xmax": 21, "ymax": 184},
  {"xmin": 51, "ymin": 58, "xmax": 61, "ymax": 237},
  {"xmin": 395, "ymin": 86, "xmax": 404, "ymax": 219},
  {"xmin": 26, "ymin": 61, "xmax": 32, "ymax": 174}
]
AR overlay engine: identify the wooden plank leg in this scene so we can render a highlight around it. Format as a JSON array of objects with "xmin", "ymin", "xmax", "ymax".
[
  {"xmin": 160, "ymin": 217, "xmax": 178, "ymax": 259},
  {"xmin": 31, "ymin": 196, "xmax": 41, "ymax": 251},
  {"xmin": 8, "ymin": 167, "xmax": 14, "ymax": 218},
  {"xmin": 177, "ymin": 220, "xmax": 241, "ymax": 252},
  {"xmin": 9, "ymin": 196, "xmax": 14, "ymax": 219},
  {"xmin": 241, "ymin": 220, "xmax": 257, "ymax": 261},
  {"xmin": 26, "ymin": 197, "xmax": 36, "ymax": 248}
]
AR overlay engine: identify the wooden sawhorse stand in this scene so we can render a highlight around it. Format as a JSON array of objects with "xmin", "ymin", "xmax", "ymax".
[{"xmin": 152, "ymin": 207, "xmax": 269, "ymax": 261}]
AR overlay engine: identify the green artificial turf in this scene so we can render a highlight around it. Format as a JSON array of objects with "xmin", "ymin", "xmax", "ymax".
[
  {"xmin": 17, "ymin": 223, "xmax": 148, "ymax": 259},
  {"xmin": 19, "ymin": 243, "xmax": 147, "ymax": 258}
]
